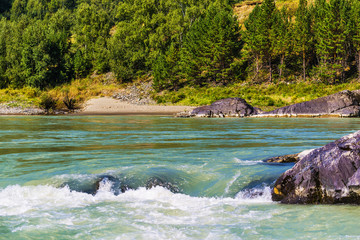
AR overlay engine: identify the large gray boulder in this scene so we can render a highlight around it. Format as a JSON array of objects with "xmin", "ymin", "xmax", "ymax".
[
  {"xmin": 261, "ymin": 90, "xmax": 360, "ymax": 117},
  {"xmin": 272, "ymin": 131, "xmax": 360, "ymax": 204},
  {"xmin": 184, "ymin": 98, "xmax": 262, "ymax": 117}
]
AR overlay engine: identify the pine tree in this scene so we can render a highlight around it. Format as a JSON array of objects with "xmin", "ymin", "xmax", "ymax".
[
  {"xmin": 179, "ymin": 2, "xmax": 241, "ymax": 86},
  {"xmin": 243, "ymin": 4, "xmax": 262, "ymax": 81},
  {"xmin": 350, "ymin": 0, "xmax": 360, "ymax": 80},
  {"xmin": 293, "ymin": 0, "xmax": 312, "ymax": 81},
  {"xmin": 271, "ymin": 7, "xmax": 292, "ymax": 81},
  {"xmin": 260, "ymin": 0, "xmax": 277, "ymax": 82},
  {"xmin": 313, "ymin": 0, "xmax": 351, "ymax": 82},
  {"xmin": 243, "ymin": 0, "xmax": 277, "ymax": 82},
  {"xmin": 0, "ymin": 18, "xmax": 9, "ymax": 88}
]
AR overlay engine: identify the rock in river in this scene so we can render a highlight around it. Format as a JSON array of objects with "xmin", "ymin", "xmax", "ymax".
[
  {"xmin": 181, "ymin": 98, "xmax": 262, "ymax": 117},
  {"xmin": 261, "ymin": 90, "xmax": 360, "ymax": 117},
  {"xmin": 264, "ymin": 149, "xmax": 314, "ymax": 163},
  {"xmin": 272, "ymin": 130, "xmax": 360, "ymax": 204},
  {"xmin": 264, "ymin": 153, "xmax": 300, "ymax": 163}
]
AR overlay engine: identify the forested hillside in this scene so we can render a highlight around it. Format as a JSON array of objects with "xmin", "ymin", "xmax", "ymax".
[
  {"xmin": 0, "ymin": 0, "xmax": 239, "ymax": 90},
  {"xmin": 1, "ymin": 0, "xmax": 360, "ymax": 98}
]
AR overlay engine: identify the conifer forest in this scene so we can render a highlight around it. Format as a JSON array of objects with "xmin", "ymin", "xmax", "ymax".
[{"xmin": 1, "ymin": 0, "xmax": 360, "ymax": 92}]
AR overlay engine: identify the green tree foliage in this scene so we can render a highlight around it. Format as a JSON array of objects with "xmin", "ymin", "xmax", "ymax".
[
  {"xmin": 20, "ymin": 19, "xmax": 71, "ymax": 88},
  {"xmin": 271, "ymin": 7, "xmax": 292, "ymax": 81},
  {"xmin": 350, "ymin": 0, "xmax": 360, "ymax": 80},
  {"xmin": 10, "ymin": 0, "xmax": 27, "ymax": 19},
  {"xmin": 0, "ymin": 0, "xmax": 12, "ymax": 15},
  {"xmin": 243, "ymin": 0, "xmax": 278, "ymax": 82},
  {"xmin": 0, "ymin": 18, "xmax": 9, "ymax": 87},
  {"xmin": 152, "ymin": 43, "xmax": 181, "ymax": 91},
  {"xmin": 293, "ymin": 0, "xmax": 312, "ymax": 81},
  {"xmin": 4, "ymin": 18, "xmax": 28, "ymax": 88},
  {"xmin": 243, "ymin": 5, "xmax": 263, "ymax": 81},
  {"xmin": 2, "ymin": 0, "xmax": 360, "ymax": 92},
  {"xmin": 109, "ymin": 0, "xmax": 205, "ymax": 82},
  {"xmin": 26, "ymin": 0, "xmax": 47, "ymax": 19},
  {"xmin": 73, "ymin": 1, "xmax": 113, "ymax": 74},
  {"xmin": 312, "ymin": 0, "xmax": 351, "ymax": 82},
  {"xmin": 260, "ymin": 0, "xmax": 277, "ymax": 82},
  {"xmin": 179, "ymin": 2, "xmax": 241, "ymax": 86}
]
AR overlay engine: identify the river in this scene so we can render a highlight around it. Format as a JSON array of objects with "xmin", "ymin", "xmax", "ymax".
[{"xmin": 1, "ymin": 116, "xmax": 360, "ymax": 239}]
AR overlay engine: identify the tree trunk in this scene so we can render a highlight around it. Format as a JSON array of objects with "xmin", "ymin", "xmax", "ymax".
[
  {"xmin": 279, "ymin": 54, "xmax": 284, "ymax": 81},
  {"xmin": 358, "ymin": 51, "xmax": 360, "ymax": 81},
  {"xmin": 302, "ymin": 50, "xmax": 306, "ymax": 81},
  {"xmin": 255, "ymin": 55, "xmax": 259, "ymax": 81},
  {"xmin": 269, "ymin": 56, "xmax": 272, "ymax": 83}
]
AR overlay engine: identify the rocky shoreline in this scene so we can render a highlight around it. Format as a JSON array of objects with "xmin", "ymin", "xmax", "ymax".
[
  {"xmin": 179, "ymin": 90, "xmax": 360, "ymax": 118},
  {"xmin": 0, "ymin": 103, "xmax": 44, "ymax": 115},
  {"xmin": 112, "ymin": 82, "xmax": 156, "ymax": 105},
  {"xmin": 3, "ymin": 88, "xmax": 360, "ymax": 117}
]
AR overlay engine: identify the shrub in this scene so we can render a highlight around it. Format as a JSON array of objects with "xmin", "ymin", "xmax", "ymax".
[
  {"xmin": 63, "ymin": 94, "xmax": 77, "ymax": 111},
  {"xmin": 40, "ymin": 94, "xmax": 57, "ymax": 114}
]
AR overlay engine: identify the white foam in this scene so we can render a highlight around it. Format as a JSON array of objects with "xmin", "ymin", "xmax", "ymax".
[
  {"xmin": 235, "ymin": 186, "xmax": 273, "ymax": 203},
  {"xmin": 0, "ymin": 185, "xmax": 95, "ymax": 216},
  {"xmin": 97, "ymin": 178, "xmax": 114, "ymax": 193},
  {"xmin": 234, "ymin": 158, "xmax": 262, "ymax": 165},
  {"xmin": 0, "ymin": 183, "xmax": 273, "ymax": 217},
  {"xmin": 224, "ymin": 171, "xmax": 241, "ymax": 194}
]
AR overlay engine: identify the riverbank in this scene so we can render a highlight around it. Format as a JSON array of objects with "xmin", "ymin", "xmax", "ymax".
[
  {"xmin": 78, "ymin": 97, "xmax": 195, "ymax": 115},
  {"xmin": 2, "ymin": 77, "xmax": 360, "ymax": 116}
]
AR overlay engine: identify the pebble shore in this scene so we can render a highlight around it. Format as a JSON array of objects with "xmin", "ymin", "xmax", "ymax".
[{"xmin": 0, "ymin": 103, "xmax": 44, "ymax": 115}]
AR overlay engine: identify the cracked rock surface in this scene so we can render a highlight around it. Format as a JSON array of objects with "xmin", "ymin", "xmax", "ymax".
[
  {"xmin": 262, "ymin": 90, "xmax": 360, "ymax": 117},
  {"xmin": 272, "ymin": 130, "xmax": 360, "ymax": 204}
]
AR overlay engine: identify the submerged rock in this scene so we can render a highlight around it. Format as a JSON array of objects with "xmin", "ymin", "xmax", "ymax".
[
  {"xmin": 146, "ymin": 176, "xmax": 180, "ymax": 193},
  {"xmin": 260, "ymin": 90, "xmax": 360, "ymax": 117},
  {"xmin": 61, "ymin": 179, "xmax": 99, "ymax": 195},
  {"xmin": 179, "ymin": 98, "xmax": 262, "ymax": 118},
  {"xmin": 95, "ymin": 175, "xmax": 132, "ymax": 194},
  {"xmin": 272, "ymin": 131, "xmax": 360, "ymax": 204},
  {"xmin": 264, "ymin": 153, "xmax": 300, "ymax": 163},
  {"xmin": 264, "ymin": 149, "xmax": 314, "ymax": 163},
  {"xmin": 92, "ymin": 175, "xmax": 180, "ymax": 195}
]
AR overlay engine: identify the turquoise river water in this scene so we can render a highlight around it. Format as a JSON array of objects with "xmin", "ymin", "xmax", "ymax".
[{"xmin": 1, "ymin": 116, "xmax": 360, "ymax": 239}]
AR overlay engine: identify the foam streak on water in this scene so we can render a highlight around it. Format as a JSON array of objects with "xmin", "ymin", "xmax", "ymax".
[{"xmin": 234, "ymin": 157, "xmax": 263, "ymax": 165}]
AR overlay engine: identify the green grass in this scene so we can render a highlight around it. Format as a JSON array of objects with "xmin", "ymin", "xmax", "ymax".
[
  {"xmin": 0, "ymin": 87, "xmax": 42, "ymax": 108},
  {"xmin": 2, "ymin": 77, "xmax": 360, "ymax": 113},
  {"xmin": 0, "ymin": 75, "xmax": 121, "ymax": 110},
  {"xmin": 153, "ymin": 81, "xmax": 360, "ymax": 111}
]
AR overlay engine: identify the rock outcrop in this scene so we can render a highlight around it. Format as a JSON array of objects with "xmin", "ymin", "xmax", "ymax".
[
  {"xmin": 272, "ymin": 131, "xmax": 360, "ymax": 204},
  {"xmin": 181, "ymin": 98, "xmax": 262, "ymax": 117},
  {"xmin": 260, "ymin": 90, "xmax": 360, "ymax": 117}
]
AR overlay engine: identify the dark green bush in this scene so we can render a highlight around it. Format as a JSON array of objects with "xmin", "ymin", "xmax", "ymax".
[
  {"xmin": 63, "ymin": 94, "xmax": 77, "ymax": 111},
  {"xmin": 39, "ymin": 94, "xmax": 57, "ymax": 113}
]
